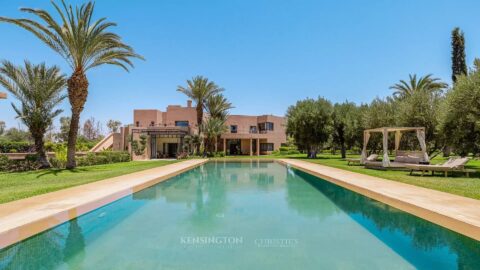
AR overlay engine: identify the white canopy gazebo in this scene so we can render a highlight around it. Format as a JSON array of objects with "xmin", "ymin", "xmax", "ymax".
[{"xmin": 360, "ymin": 127, "xmax": 429, "ymax": 167}]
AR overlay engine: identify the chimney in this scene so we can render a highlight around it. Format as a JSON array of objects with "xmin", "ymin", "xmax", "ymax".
[{"xmin": 187, "ymin": 100, "xmax": 192, "ymax": 108}]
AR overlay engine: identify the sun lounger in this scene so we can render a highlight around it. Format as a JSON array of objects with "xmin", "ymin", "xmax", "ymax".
[
  {"xmin": 405, "ymin": 157, "xmax": 475, "ymax": 177},
  {"xmin": 346, "ymin": 154, "xmax": 378, "ymax": 165}
]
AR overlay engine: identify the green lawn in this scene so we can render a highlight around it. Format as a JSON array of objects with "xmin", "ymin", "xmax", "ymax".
[
  {"xmin": 296, "ymin": 154, "xmax": 480, "ymax": 200},
  {"xmin": 2, "ymin": 154, "xmax": 479, "ymax": 204},
  {"xmin": 214, "ymin": 153, "xmax": 480, "ymax": 200},
  {"xmin": 0, "ymin": 160, "xmax": 177, "ymax": 204}
]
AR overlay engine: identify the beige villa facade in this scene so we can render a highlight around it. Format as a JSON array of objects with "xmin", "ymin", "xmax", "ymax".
[{"xmin": 107, "ymin": 100, "xmax": 286, "ymax": 160}]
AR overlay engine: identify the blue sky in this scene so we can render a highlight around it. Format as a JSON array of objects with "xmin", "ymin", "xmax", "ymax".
[{"xmin": 1, "ymin": 0, "xmax": 479, "ymax": 130}]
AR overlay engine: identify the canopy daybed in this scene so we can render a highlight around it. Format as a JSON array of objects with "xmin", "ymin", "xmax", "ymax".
[{"xmin": 360, "ymin": 127, "xmax": 429, "ymax": 168}]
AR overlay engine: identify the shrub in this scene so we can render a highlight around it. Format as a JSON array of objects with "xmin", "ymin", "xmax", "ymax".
[
  {"xmin": 49, "ymin": 157, "xmax": 65, "ymax": 169},
  {"xmin": 0, "ymin": 155, "xmax": 8, "ymax": 170},
  {"xmin": 0, "ymin": 141, "xmax": 33, "ymax": 153},
  {"xmin": 49, "ymin": 144, "xmax": 67, "ymax": 168},
  {"xmin": 177, "ymin": 152, "xmax": 189, "ymax": 159},
  {"xmin": 76, "ymin": 151, "xmax": 131, "ymax": 167},
  {"xmin": 214, "ymin": 151, "xmax": 225, "ymax": 158},
  {"xmin": 274, "ymin": 145, "xmax": 300, "ymax": 156},
  {"xmin": 0, "ymin": 154, "xmax": 40, "ymax": 172}
]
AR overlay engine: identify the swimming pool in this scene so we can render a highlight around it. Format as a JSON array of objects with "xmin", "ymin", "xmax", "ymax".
[{"xmin": 1, "ymin": 161, "xmax": 479, "ymax": 269}]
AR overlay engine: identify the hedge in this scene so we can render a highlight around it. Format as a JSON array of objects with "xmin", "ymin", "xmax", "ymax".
[
  {"xmin": 0, "ymin": 141, "xmax": 33, "ymax": 153},
  {"xmin": 50, "ymin": 151, "xmax": 131, "ymax": 168},
  {"xmin": 0, "ymin": 154, "xmax": 39, "ymax": 172}
]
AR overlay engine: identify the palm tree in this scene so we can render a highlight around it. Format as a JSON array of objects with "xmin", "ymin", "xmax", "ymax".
[
  {"xmin": 0, "ymin": 61, "xmax": 66, "ymax": 168},
  {"xmin": 0, "ymin": 1, "xmax": 143, "ymax": 168},
  {"xmin": 177, "ymin": 76, "xmax": 224, "ymax": 134},
  {"xmin": 205, "ymin": 94, "xmax": 233, "ymax": 121},
  {"xmin": 202, "ymin": 117, "xmax": 228, "ymax": 153},
  {"xmin": 390, "ymin": 74, "xmax": 447, "ymax": 100}
]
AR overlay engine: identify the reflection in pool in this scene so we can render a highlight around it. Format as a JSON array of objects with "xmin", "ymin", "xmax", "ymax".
[{"xmin": 1, "ymin": 161, "xmax": 479, "ymax": 270}]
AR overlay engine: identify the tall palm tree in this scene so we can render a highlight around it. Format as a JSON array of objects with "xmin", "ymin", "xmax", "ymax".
[
  {"xmin": 177, "ymin": 76, "xmax": 224, "ymax": 134},
  {"xmin": 0, "ymin": 61, "xmax": 66, "ymax": 168},
  {"xmin": 202, "ymin": 117, "xmax": 228, "ymax": 153},
  {"xmin": 390, "ymin": 74, "xmax": 447, "ymax": 100},
  {"xmin": 0, "ymin": 1, "xmax": 143, "ymax": 168},
  {"xmin": 205, "ymin": 94, "xmax": 233, "ymax": 121}
]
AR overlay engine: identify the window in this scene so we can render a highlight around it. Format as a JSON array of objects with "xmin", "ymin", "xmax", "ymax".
[
  {"xmin": 230, "ymin": 125, "xmax": 238, "ymax": 133},
  {"xmin": 135, "ymin": 121, "xmax": 140, "ymax": 127},
  {"xmin": 258, "ymin": 122, "xmax": 274, "ymax": 132},
  {"xmin": 260, "ymin": 143, "xmax": 274, "ymax": 151},
  {"xmin": 150, "ymin": 121, "xmax": 155, "ymax": 127},
  {"xmin": 175, "ymin": 121, "xmax": 189, "ymax": 127},
  {"xmin": 249, "ymin": 126, "xmax": 257, "ymax": 133}
]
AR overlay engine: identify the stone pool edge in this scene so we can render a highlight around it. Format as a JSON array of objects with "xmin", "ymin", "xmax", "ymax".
[
  {"xmin": 0, "ymin": 159, "xmax": 208, "ymax": 249},
  {"xmin": 277, "ymin": 159, "xmax": 480, "ymax": 242}
]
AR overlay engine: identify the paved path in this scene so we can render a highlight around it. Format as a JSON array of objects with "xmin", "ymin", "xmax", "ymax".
[
  {"xmin": 279, "ymin": 159, "xmax": 480, "ymax": 241},
  {"xmin": 0, "ymin": 159, "xmax": 208, "ymax": 249}
]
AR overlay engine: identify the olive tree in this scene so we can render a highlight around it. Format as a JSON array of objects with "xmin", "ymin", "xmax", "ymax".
[
  {"xmin": 440, "ymin": 70, "xmax": 480, "ymax": 156},
  {"xmin": 332, "ymin": 102, "xmax": 362, "ymax": 158},
  {"xmin": 286, "ymin": 97, "xmax": 333, "ymax": 158}
]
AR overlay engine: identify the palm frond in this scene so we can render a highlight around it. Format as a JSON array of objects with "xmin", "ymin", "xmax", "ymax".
[
  {"xmin": 0, "ymin": 61, "xmax": 67, "ymax": 132},
  {"xmin": 1, "ymin": 0, "xmax": 143, "ymax": 72},
  {"xmin": 390, "ymin": 74, "xmax": 447, "ymax": 99}
]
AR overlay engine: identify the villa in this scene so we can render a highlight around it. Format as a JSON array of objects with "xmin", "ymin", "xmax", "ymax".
[{"xmin": 102, "ymin": 100, "xmax": 287, "ymax": 159}]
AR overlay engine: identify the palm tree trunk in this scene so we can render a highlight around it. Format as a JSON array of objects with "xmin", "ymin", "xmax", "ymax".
[
  {"xmin": 33, "ymin": 133, "xmax": 50, "ymax": 169},
  {"xmin": 196, "ymin": 104, "xmax": 203, "ymax": 134},
  {"xmin": 196, "ymin": 105, "xmax": 203, "ymax": 154},
  {"xmin": 66, "ymin": 69, "xmax": 89, "ymax": 169}
]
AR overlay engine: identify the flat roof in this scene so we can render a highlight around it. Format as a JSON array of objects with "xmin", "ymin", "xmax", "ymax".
[{"xmin": 365, "ymin": 127, "xmax": 425, "ymax": 133}]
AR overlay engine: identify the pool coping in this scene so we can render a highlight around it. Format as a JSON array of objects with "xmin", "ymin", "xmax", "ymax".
[
  {"xmin": 278, "ymin": 159, "xmax": 480, "ymax": 241},
  {"xmin": 0, "ymin": 159, "xmax": 208, "ymax": 249}
]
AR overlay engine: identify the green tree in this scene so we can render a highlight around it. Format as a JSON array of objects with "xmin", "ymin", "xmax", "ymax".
[
  {"xmin": 363, "ymin": 98, "xmax": 397, "ymax": 129},
  {"xmin": 0, "ymin": 61, "xmax": 66, "ymax": 168},
  {"xmin": 55, "ymin": 116, "xmax": 71, "ymax": 142},
  {"xmin": 3, "ymin": 127, "xmax": 31, "ymax": 142},
  {"xmin": 440, "ymin": 69, "xmax": 480, "ymax": 156},
  {"xmin": 362, "ymin": 98, "xmax": 397, "ymax": 153},
  {"xmin": 131, "ymin": 134, "xmax": 147, "ymax": 156},
  {"xmin": 0, "ymin": 121, "xmax": 5, "ymax": 136},
  {"xmin": 205, "ymin": 94, "xmax": 233, "ymax": 121},
  {"xmin": 286, "ymin": 97, "xmax": 333, "ymax": 158},
  {"xmin": 177, "ymin": 76, "xmax": 223, "ymax": 134},
  {"xmin": 0, "ymin": 1, "xmax": 143, "ymax": 168},
  {"xmin": 390, "ymin": 74, "xmax": 447, "ymax": 100},
  {"xmin": 202, "ymin": 117, "xmax": 228, "ymax": 153},
  {"xmin": 451, "ymin": 27, "xmax": 467, "ymax": 83},
  {"xmin": 397, "ymin": 90, "xmax": 443, "ymax": 155},
  {"xmin": 106, "ymin": 119, "xmax": 122, "ymax": 133},
  {"xmin": 332, "ymin": 102, "xmax": 361, "ymax": 158}
]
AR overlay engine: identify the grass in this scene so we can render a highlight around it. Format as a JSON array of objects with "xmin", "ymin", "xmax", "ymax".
[
  {"xmin": 213, "ymin": 153, "xmax": 480, "ymax": 200},
  {"xmin": 298, "ymin": 154, "xmax": 480, "ymax": 200},
  {"xmin": 0, "ymin": 160, "xmax": 177, "ymax": 204},
  {"xmin": 2, "ymin": 153, "xmax": 479, "ymax": 204}
]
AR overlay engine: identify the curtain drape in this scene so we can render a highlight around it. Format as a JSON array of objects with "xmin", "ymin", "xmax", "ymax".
[
  {"xmin": 382, "ymin": 128, "xmax": 391, "ymax": 167},
  {"xmin": 416, "ymin": 129, "xmax": 429, "ymax": 162},
  {"xmin": 394, "ymin": 131, "xmax": 402, "ymax": 151},
  {"xmin": 361, "ymin": 131, "xmax": 371, "ymax": 164}
]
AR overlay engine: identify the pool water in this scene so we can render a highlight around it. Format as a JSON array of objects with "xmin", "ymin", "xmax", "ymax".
[{"xmin": 1, "ymin": 161, "xmax": 479, "ymax": 270}]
